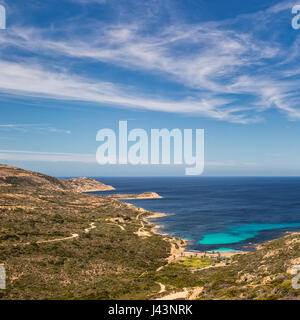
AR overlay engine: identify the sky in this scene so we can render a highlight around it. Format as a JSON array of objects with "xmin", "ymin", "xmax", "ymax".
[{"xmin": 0, "ymin": 0, "xmax": 300, "ymax": 176}]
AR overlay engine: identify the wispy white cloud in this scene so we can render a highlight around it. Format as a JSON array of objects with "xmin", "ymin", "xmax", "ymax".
[
  {"xmin": 206, "ymin": 161, "xmax": 258, "ymax": 167},
  {"xmin": 0, "ymin": 59, "xmax": 249, "ymax": 122},
  {"xmin": 0, "ymin": 149, "xmax": 258, "ymax": 167},
  {"xmin": 0, "ymin": 0, "xmax": 299, "ymax": 122},
  {"xmin": 266, "ymin": 0, "xmax": 295, "ymax": 14},
  {"xmin": 0, "ymin": 124, "xmax": 71, "ymax": 134},
  {"xmin": 242, "ymin": 162, "xmax": 258, "ymax": 167},
  {"xmin": 205, "ymin": 161, "xmax": 236, "ymax": 167},
  {"xmin": 70, "ymin": 0, "xmax": 107, "ymax": 4},
  {"xmin": 0, "ymin": 150, "xmax": 95, "ymax": 163}
]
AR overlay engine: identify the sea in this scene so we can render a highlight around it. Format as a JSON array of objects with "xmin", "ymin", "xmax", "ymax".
[{"xmin": 91, "ymin": 177, "xmax": 300, "ymax": 253}]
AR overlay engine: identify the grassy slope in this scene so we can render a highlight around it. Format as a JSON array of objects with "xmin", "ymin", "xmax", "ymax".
[{"xmin": 0, "ymin": 181, "xmax": 170, "ymax": 299}]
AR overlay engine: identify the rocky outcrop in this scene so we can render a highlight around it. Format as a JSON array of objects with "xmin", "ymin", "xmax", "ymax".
[
  {"xmin": 105, "ymin": 192, "xmax": 163, "ymax": 200},
  {"xmin": 64, "ymin": 177, "xmax": 115, "ymax": 192}
]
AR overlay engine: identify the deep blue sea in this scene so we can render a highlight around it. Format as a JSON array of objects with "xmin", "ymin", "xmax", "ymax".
[{"xmin": 91, "ymin": 177, "xmax": 300, "ymax": 252}]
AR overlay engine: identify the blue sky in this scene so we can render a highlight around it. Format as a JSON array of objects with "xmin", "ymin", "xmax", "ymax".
[{"xmin": 0, "ymin": 0, "xmax": 300, "ymax": 176}]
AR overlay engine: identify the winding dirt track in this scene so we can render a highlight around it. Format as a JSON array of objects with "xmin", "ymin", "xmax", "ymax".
[
  {"xmin": 135, "ymin": 221, "xmax": 151, "ymax": 237},
  {"xmin": 35, "ymin": 233, "xmax": 79, "ymax": 244},
  {"xmin": 107, "ymin": 223, "xmax": 125, "ymax": 231},
  {"xmin": 84, "ymin": 222, "xmax": 96, "ymax": 233},
  {"xmin": 156, "ymin": 282, "xmax": 166, "ymax": 294},
  {"xmin": 18, "ymin": 222, "xmax": 97, "ymax": 246},
  {"xmin": 155, "ymin": 288, "xmax": 189, "ymax": 300}
]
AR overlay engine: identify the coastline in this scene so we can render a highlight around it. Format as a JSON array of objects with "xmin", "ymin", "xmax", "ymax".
[
  {"xmin": 121, "ymin": 198, "xmax": 300, "ymax": 260},
  {"xmin": 145, "ymin": 209, "xmax": 300, "ymax": 259},
  {"xmin": 122, "ymin": 200, "xmax": 245, "ymax": 261}
]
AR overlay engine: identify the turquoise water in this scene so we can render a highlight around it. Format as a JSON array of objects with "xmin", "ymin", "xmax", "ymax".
[
  {"xmin": 209, "ymin": 248, "xmax": 243, "ymax": 253},
  {"xmin": 199, "ymin": 222, "xmax": 300, "ymax": 245}
]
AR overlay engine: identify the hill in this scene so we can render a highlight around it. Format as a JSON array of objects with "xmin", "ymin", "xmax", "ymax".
[{"xmin": 0, "ymin": 164, "xmax": 114, "ymax": 192}]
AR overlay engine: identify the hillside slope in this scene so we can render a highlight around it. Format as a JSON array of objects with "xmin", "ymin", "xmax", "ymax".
[{"xmin": 0, "ymin": 164, "xmax": 170, "ymax": 299}]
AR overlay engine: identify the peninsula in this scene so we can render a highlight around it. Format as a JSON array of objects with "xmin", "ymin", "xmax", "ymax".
[{"xmin": 105, "ymin": 192, "xmax": 163, "ymax": 200}]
